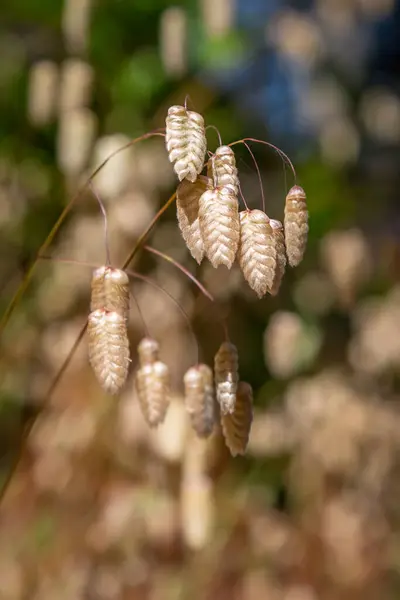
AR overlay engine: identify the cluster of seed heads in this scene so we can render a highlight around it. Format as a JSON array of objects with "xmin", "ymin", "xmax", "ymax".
[{"xmin": 166, "ymin": 105, "xmax": 309, "ymax": 297}]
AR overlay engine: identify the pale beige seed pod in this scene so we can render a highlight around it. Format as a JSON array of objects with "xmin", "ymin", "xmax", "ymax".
[
  {"xmin": 238, "ymin": 209, "xmax": 276, "ymax": 298},
  {"xmin": 176, "ymin": 176, "xmax": 211, "ymax": 264},
  {"xmin": 208, "ymin": 145, "xmax": 239, "ymax": 196},
  {"xmin": 221, "ymin": 381, "xmax": 253, "ymax": 456},
  {"xmin": 137, "ymin": 337, "xmax": 160, "ymax": 367},
  {"xmin": 135, "ymin": 361, "xmax": 171, "ymax": 427},
  {"xmin": 90, "ymin": 266, "xmax": 130, "ymax": 315},
  {"xmin": 199, "ymin": 187, "xmax": 240, "ymax": 269},
  {"xmin": 184, "ymin": 364, "xmax": 215, "ymax": 438},
  {"xmin": 284, "ymin": 185, "xmax": 308, "ymax": 267},
  {"xmin": 165, "ymin": 105, "xmax": 207, "ymax": 182},
  {"xmin": 88, "ymin": 309, "xmax": 130, "ymax": 395},
  {"xmin": 214, "ymin": 341, "xmax": 239, "ymax": 415},
  {"xmin": 269, "ymin": 219, "xmax": 287, "ymax": 296}
]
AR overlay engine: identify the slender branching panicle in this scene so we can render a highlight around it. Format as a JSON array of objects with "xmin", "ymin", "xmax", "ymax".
[
  {"xmin": 221, "ymin": 381, "xmax": 253, "ymax": 456},
  {"xmin": 214, "ymin": 341, "xmax": 239, "ymax": 415},
  {"xmin": 208, "ymin": 146, "xmax": 239, "ymax": 196},
  {"xmin": 135, "ymin": 360, "xmax": 171, "ymax": 427},
  {"xmin": 88, "ymin": 309, "xmax": 130, "ymax": 395},
  {"xmin": 238, "ymin": 209, "xmax": 276, "ymax": 298},
  {"xmin": 199, "ymin": 186, "xmax": 240, "ymax": 269},
  {"xmin": 90, "ymin": 266, "xmax": 130, "ymax": 315},
  {"xmin": 176, "ymin": 175, "xmax": 211, "ymax": 264},
  {"xmin": 269, "ymin": 219, "xmax": 287, "ymax": 296},
  {"xmin": 184, "ymin": 364, "xmax": 215, "ymax": 438},
  {"xmin": 165, "ymin": 105, "xmax": 207, "ymax": 182},
  {"xmin": 137, "ymin": 337, "xmax": 160, "ymax": 367},
  {"xmin": 284, "ymin": 185, "xmax": 308, "ymax": 267}
]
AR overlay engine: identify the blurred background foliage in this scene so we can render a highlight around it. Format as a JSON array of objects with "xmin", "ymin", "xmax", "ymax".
[{"xmin": 1, "ymin": 0, "xmax": 400, "ymax": 599}]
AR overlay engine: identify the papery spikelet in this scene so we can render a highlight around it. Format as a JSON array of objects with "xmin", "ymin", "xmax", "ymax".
[
  {"xmin": 269, "ymin": 219, "xmax": 287, "ymax": 296},
  {"xmin": 221, "ymin": 381, "xmax": 253, "ymax": 456},
  {"xmin": 199, "ymin": 187, "xmax": 240, "ymax": 269},
  {"xmin": 176, "ymin": 176, "xmax": 211, "ymax": 264},
  {"xmin": 184, "ymin": 364, "xmax": 215, "ymax": 438},
  {"xmin": 90, "ymin": 265, "xmax": 107, "ymax": 311},
  {"xmin": 90, "ymin": 266, "xmax": 130, "ymax": 315},
  {"xmin": 208, "ymin": 146, "xmax": 239, "ymax": 196},
  {"xmin": 214, "ymin": 341, "xmax": 239, "ymax": 415},
  {"xmin": 165, "ymin": 105, "xmax": 207, "ymax": 182},
  {"xmin": 284, "ymin": 185, "xmax": 308, "ymax": 267},
  {"xmin": 137, "ymin": 337, "xmax": 160, "ymax": 367},
  {"xmin": 238, "ymin": 209, "xmax": 276, "ymax": 298},
  {"xmin": 136, "ymin": 361, "xmax": 170, "ymax": 427},
  {"xmin": 88, "ymin": 309, "xmax": 130, "ymax": 395}
]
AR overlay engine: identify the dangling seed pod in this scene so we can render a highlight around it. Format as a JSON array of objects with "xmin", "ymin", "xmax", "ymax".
[
  {"xmin": 176, "ymin": 176, "xmax": 211, "ymax": 264},
  {"xmin": 214, "ymin": 341, "xmax": 239, "ymax": 415},
  {"xmin": 88, "ymin": 309, "xmax": 130, "ymax": 395},
  {"xmin": 137, "ymin": 337, "xmax": 160, "ymax": 367},
  {"xmin": 165, "ymin": 105, "xmax": 207, "ymax": 183},
  {"xmin": 284, "ymin": 185, "xmax": 308, "ymax": 267},
  {"xmin": 90, "ymin": 267, "xmax": 130, "ymax": 315},
  {"xmin": 208, "ymin": 146, "xmax": 239, "ymax": 196},
  {"xmin": 221, "ymin": 381, "xmax": 253, "ymax": 457},
  {"xmin": 135, "ymin": 361, "xmax": 171, "ymax": 427},
  {"xmin": 199, "ymin": 187, "xmax": 240, "ymax": 269},
  {"xmin": 269, "ymin": 219, "xmax": 287, "ymax": 296},
  {"xmin": 184, "ymin": 364, "xmax": 215, "ymax": 438},
  {"xmin": 238, "ymin": 209, "xmax": 276, "ymax": 298}
]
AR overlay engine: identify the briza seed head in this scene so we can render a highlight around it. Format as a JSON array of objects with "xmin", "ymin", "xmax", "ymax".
[
  {"xmin": 221, "ymin": 381, "xmax": 253, "ymax": 456},
  {"xmin": 90, "ymin": 265, "xmax": 108, "ymax": 311},
  {"xmin": 199, "ymin": 187, "xmax": 240, "ymax": 269},
  {"xmin": 165, "ymin": 105, "xmax": 207, "ymax": 182},
  {"xmin": 269, "ymin": 219, "xmax": 287, "ymax": 296},
  {"xmin": 90, "ymin": 267, "xmax": 130, "ymax": 315},
  {"xmin": 214, "ymin": 341, "xmax": 239, "ymax": 415},
  {"xmin": 135, "ymin": 361, "xmax": 171, "ymax": 427},
  {"xmin": 88, "ymin": 309, "xmax": 130, "ymax": 395},
  {"xmin": 284, "ymin": 185, "xmax": 308, "ymax": 267},
  {"xmin": 184, "ymin": 364, "xmax": 215, "ymax": 438},
  {"xmin": 238, "ymin": 209, "xmax": 276, "ymax": 298},
  {"xmin": 176, "ymin": 176, "xmax": 211, "ymax": 264},
  {"xmin": 208, "ymin": 146, "xmax": 239, "ymax": 196},
  {"xmin": 137, "ymin": 337, "xmax": 160, "ymax": 367}
]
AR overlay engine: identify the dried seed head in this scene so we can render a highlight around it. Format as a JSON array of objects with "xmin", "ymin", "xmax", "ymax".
[
  {"xmin": 184, "ymin": 364, "xmax": 215, "ymax": 438},
  {"xmin": 165, "ymin": 105, "xmax": 207, "ymax": 182},
  {"xmin": 208, "ymin": 146, "xmax": 239, "ymax": 196},
  {"xmin": 90, "ymin": 265, "xmax": 108, "ymax": 311},
  {"xmin": 221, "ymin": 381, "xmax": 253, "ymax": 456},
  {"xmin": 269, "ymin": 219, "xmax": 287, "ymax": 296},
  {"xmin": 135, "ymin": 361, "xmax": 170, "ymax": 427},
  {"xmin": 238, "ymin": 209, "xmax": 276, "ymax": 298},
  {"xmin": 214, "ymin": 341, "xmax": 239, "ymax": 415},
  {"xmin": 90, "ymin": 267, "xmax": 130, "ymax": 315},
  {"xmin": 176, "ymin": 175, "xmax": 211, "ymax": 264},
  {"xmin": 88, "ymin": 309, "xmax": 130, "ymax": 395},
  {"xmin": 199, "ymin": 187, "xmax": 240, "ymax": 269},
  {"xmin": 284, "ymin": 185, "xmax": 308, "ymax": 267},
  {"xmin": 137, "ymin": 337, "xmax": 160, "ymax": 367}
]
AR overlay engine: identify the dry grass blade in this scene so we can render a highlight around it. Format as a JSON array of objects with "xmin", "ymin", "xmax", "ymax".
[
  {"xmin": 184, "ymin": 364, "xmax": 215, "ymax": 438},
  {"xmin": 269, "ymin": 219, "xmax": 287, "ymax": 296},
  {"xmin": 208, "ymin": 145, "xmax": 239, "ymax": 196},
  {"xmin": 165, "ymin": 105, "xmax": 207, "ymax": 182},
  {"xmin": 135, "ymin": 361, "xmax": 171, "ymax": 427},
  {"xmin": 284, "ymin": 185, "xmax": 308, "ymax": 267},
  {"xmin": 221, "ymin": 381, "xmax": 253, "ymax": 456},
  {"xmin": 214, "ymin": 341, "xmax": 239, "ymax": 415},
  {"xmin": 176, "ymin": 175, "xmax": 211, "ymax": 264}
]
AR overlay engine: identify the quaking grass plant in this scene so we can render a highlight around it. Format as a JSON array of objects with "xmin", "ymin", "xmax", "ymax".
[{"xmin": 0, "ymin": 100, "xmax": 309, "ymax": 501}]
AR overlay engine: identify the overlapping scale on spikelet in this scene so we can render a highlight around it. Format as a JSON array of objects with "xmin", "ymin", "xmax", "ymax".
[
  {"xmin": 269, "ymin": 219, "xmax": 287, "ymax": 296},
  {"xmin": 238, "ymin": 209, "xmax": 276, "ymax": 298},
  {"xmin": 135, "ymin": 361, "xmax": 170, "ymax": 427},
  {"xmin": 184, "ymin": 364, "xmax": 215, "ymax": 438},
  {"xmin": 221, "ymin": 381, "xmax": 253, "ymax": 456},
  {"xmin": 137, "ymin": 337, "xmax": 160, "ymax": 367},
  {"xmin": 165, "ymin": 105, "xmax": 207, "ymax": 182},
  {"xmin": 199, "ymin": 187, "xmax": 240, "ymax": 269},
  {"xmin": 90, "ymin": 267, "xmax": 130, "ymax": 315},
  {"xmin": 208, "ymin": 146, "xmax": 239, "ymax": 196},
  {"xmin": 284, "ymin": 185, "xmax": 308, "ymax": 267},
  {"xmin": 176, "ymin": 176, "xmax": 211, "ymax": 264},
  {"xmin": 214, "ymin": 341, "xmax": 239, "ymax": 415}
]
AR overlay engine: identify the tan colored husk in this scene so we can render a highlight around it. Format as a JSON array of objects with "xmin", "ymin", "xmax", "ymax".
[
  {"xmin": 284, "ymin": 185, "xmax": 308, "ymax": 267},
  {"xmin": 135, "ymin": 361, "xmax": 171, "ymax": 427},
  {"xmin": 221, "ymin": 381, "xmax": 253, "ymax": 456},
  {"xmin": 176, "ymin": 176, "xmax": 211, "ymax": 264},
  {"xmin": 90, "ymin": 266, "xmax": 130, "ymax": 315},
  {"xmin": 269, "ymin": 219, "xmax": 287, "ymax": 296},
  {"xmin": 238, "ymin": 209, "xmax": 276, "ymax": 298},
  {"xmin": 90, "ymin": 265, "xmax": 107, "ymax": 311},
  {"xmin": 199, "ymin": 187, "xmax": 240, "ymax": 269},
  {"xmin": 137, "ymin": 337, "xmax": 160, "ymax": 367},
  {"xmin": 214, "ymin": 341, "xmax": 239, "ymax": 415},
  {"xmin": 208, "ymin": 145, "xmax": 239, "ymax": 196},
  {"xmin": 165, "ymin": 105, "xmax": 207, "ymax": 182},
  {"xmin": 184, "ymin": 364, "xmax": 215, "ymax": 438},
  {"xmin": 88, "ymin": 309, "xmax": 130, "ymax": 395}
]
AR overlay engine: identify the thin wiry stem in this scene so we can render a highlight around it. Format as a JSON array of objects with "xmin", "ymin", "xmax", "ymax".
[
  {"xmin": 0, "ymin": 130, "xmax": 165, "ymax": 338},
  {"xmin": 229, "ymin": 137, "xmax": 297, "ymax": 185},
  {"xmin": 242, "ymin": 141, "xmax": 265, "ymax": 213},
  {"xmin": 130, "ymin": 290, "xmax": 150, "ymax": 338},
  {"xmin": 89, "ymin": 182, "xmax": 111, "ymax": 266},
  {"xmin": 238, "ymin": 180, "xmax": 249, "ymax": 211},
  {"xmin": 206, "ymin": 124, "xmax": 222, "ymax": 147}
]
